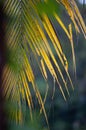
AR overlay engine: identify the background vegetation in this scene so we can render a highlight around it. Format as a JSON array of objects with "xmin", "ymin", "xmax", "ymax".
[{"xmin": 0, "ymin": 0, "xmax": 86, "ymax": 130}]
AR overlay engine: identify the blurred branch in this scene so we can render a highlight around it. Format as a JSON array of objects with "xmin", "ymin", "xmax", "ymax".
[{"xmin": 0, "ymin": 3, "xmax": 7, "ymax": 130}]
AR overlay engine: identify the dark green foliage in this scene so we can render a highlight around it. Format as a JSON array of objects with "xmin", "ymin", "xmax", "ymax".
[{"xmin": 37, "ymin": 0, "xmax": 60, "ymax": 17}]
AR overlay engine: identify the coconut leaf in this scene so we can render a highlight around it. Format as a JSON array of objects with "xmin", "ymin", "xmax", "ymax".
[{"xmin": 2, "ymin": 0, "xmax": 86, "ymax": 124}]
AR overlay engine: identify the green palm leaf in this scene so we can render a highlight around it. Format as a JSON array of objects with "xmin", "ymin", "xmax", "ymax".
[{"xmin": 1, "ymin": 0, "xmax": 86, "ymax": 124}]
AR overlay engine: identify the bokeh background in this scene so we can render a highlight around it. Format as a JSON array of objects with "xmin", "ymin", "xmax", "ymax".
[{"xmin": 2, "ymin": 0, "xmax": 86, "ymax": 130}]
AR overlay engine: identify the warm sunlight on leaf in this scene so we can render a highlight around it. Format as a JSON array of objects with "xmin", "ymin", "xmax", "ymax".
[{"xmin": 1, "ymin": 0, "xmax": 86, "ymax": 124}]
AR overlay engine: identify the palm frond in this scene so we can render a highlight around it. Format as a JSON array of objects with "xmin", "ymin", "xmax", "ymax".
[{"xmin": 2, "ymin": 0, "xmax": 86, "ymax": 124}]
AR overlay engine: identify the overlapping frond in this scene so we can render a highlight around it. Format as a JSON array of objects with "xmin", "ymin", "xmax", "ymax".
[{"xmin": 2, "ymin": 0, "xmax": 86, "ymax": 124}]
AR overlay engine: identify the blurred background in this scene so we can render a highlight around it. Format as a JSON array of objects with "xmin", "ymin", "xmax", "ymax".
[
  {"xmin": 41, "ymin": 1, "xmax": 86, "ymax": 130},
  {"xmin": 0, "ymin": 0, "xmax": 86, "ymax": 130}
]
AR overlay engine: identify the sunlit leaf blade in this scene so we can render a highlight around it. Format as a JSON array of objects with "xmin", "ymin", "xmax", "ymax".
[
  {"xmin": 60, "ymin": 0, "xmax": 86, "ymax": 38},
  {"xmin": 2, "ymin": 0, "xmax": 86, "ymax": 124},
  {"xmin": 69, "ymin": 24, "xmax": 76, "ymax": 75}
]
